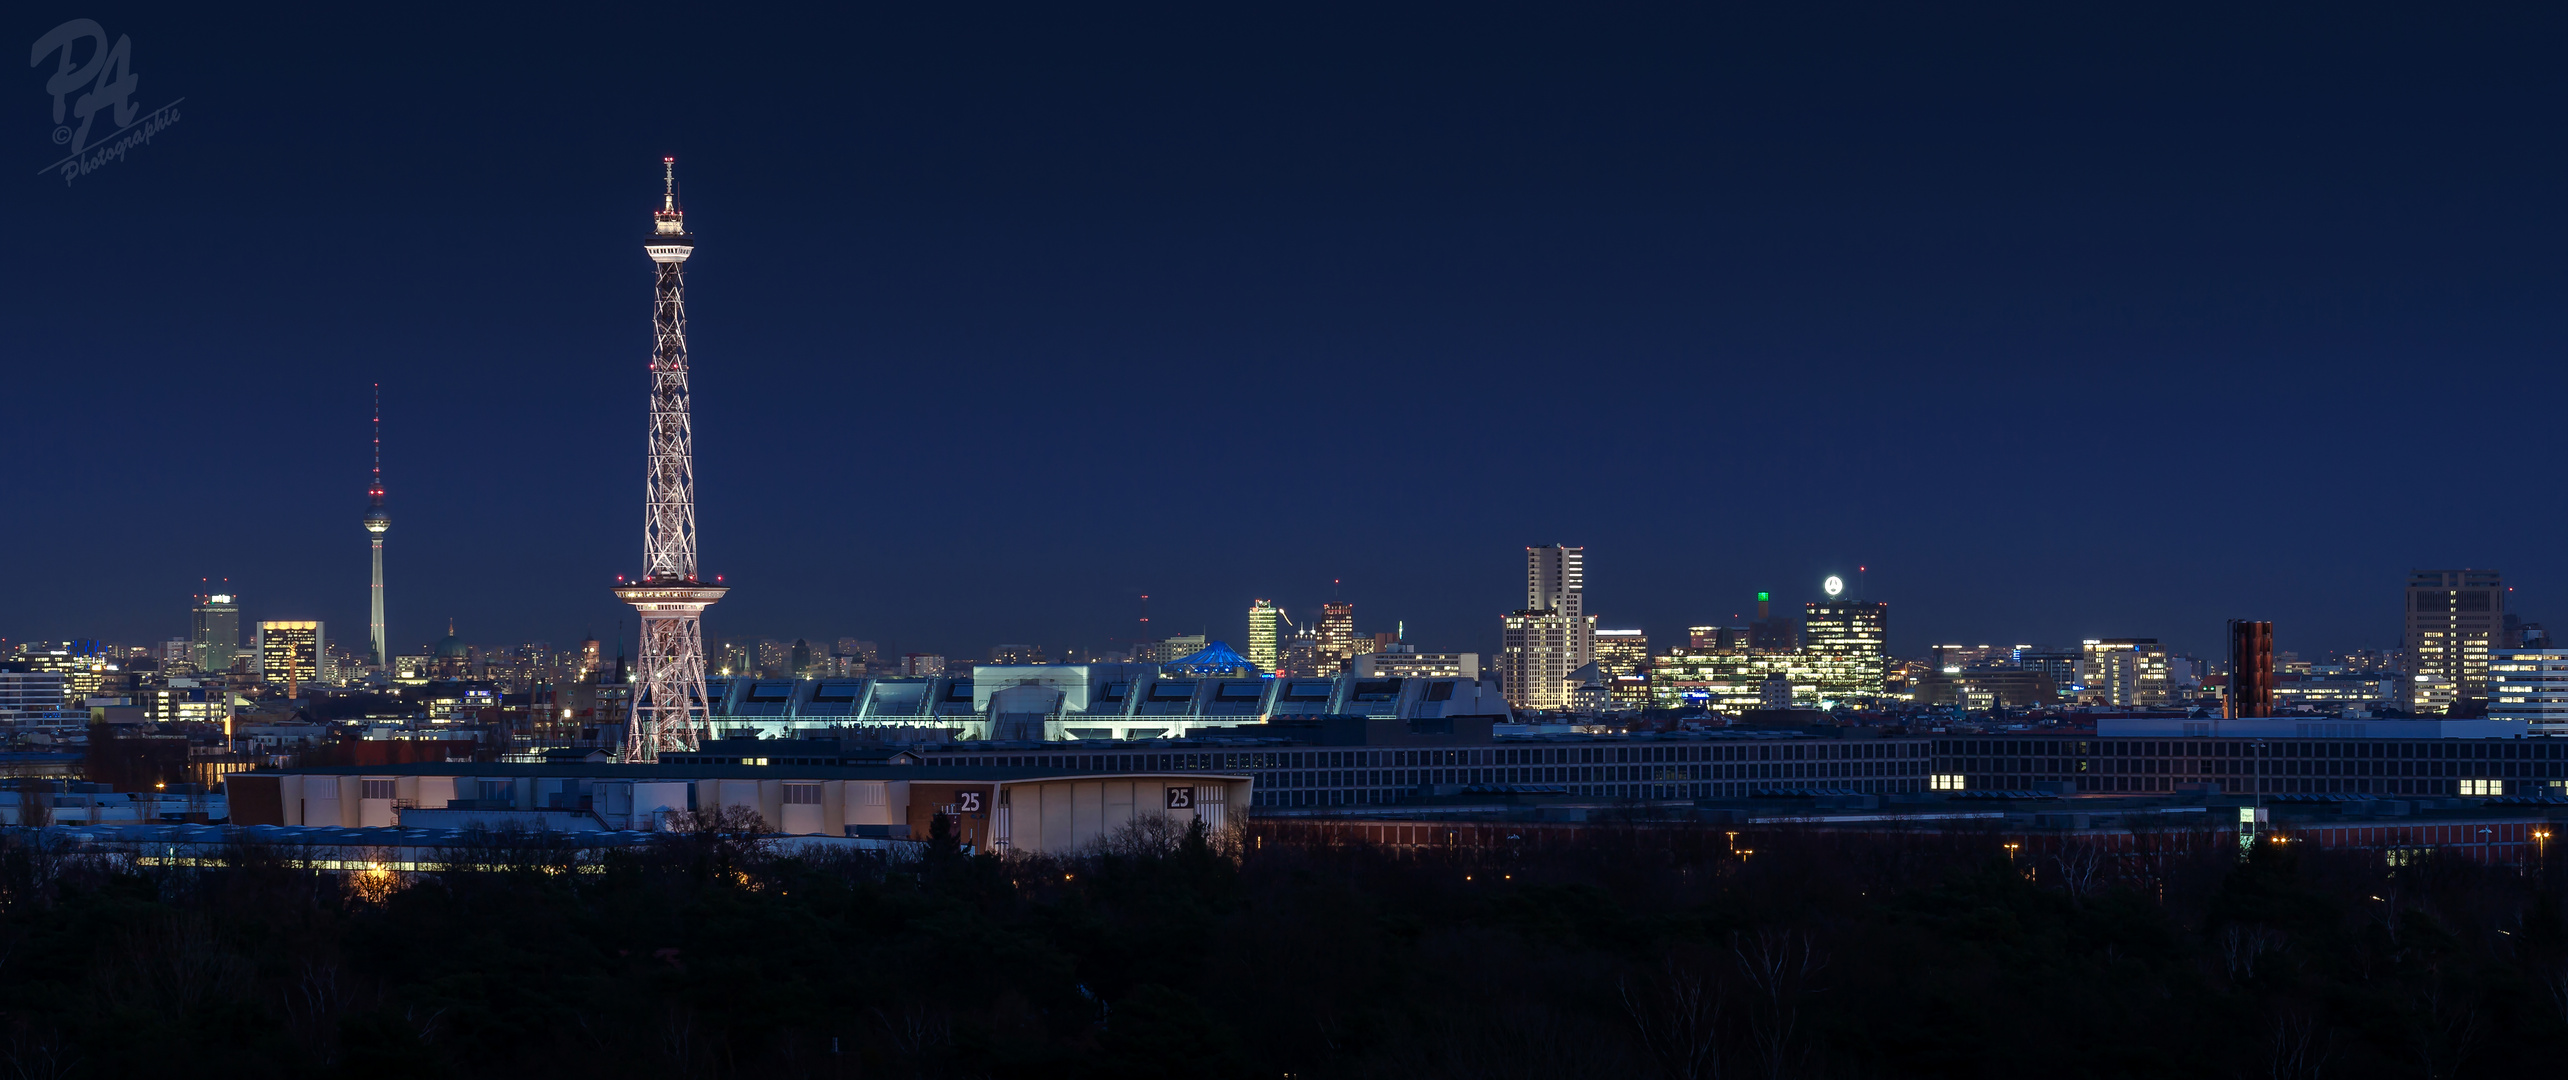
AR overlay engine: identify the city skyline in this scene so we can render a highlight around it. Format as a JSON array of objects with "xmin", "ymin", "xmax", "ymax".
[{"xmin": 36, "ymin": 558, "xmax": 2539, "ymax": 676}]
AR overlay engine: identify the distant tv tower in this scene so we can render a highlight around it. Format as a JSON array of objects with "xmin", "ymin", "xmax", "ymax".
[
  {"xmin": 363, "ymin": 384, "xmax": 390, "ymax": 670},
  {"xmin": 617, "ymin": 157, "xmax": 727, "ymax": 762}
]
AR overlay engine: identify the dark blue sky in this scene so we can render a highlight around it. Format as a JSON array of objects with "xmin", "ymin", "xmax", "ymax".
[{"xmin": 9, "ymin": 2, "xmax": 2566, "ymax": 663}]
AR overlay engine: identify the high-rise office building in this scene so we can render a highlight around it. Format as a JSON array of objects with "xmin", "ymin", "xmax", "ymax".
[
  {"xmin": 1277, "ymin": 630, "xmax": 1325, "ymax": 678},
  {"xmin": 1502, "ymin": 544, "xmax": 1598, "ymax": 710},
  {"xmin": 1930, "ymin": 644, "xmax": 2021, "ymax": 672},
  {"xmin": 1688, "ymin": 625, "xmax": 1750, "ymax": 651},
  {"xmin": 1802, "ymin": 599, "xmax": 1888, "ymax": 699},
  {"xmin": 13, "ymin": 642, "xmax": 103, "ymax": 707},
  {"xmin": 2227, "ymin": 620, "xmax": 2275, "ymax": 718},
  {"xmin": 2016, "ymin": 649, "xmax": 2079, "ymax": 699},
  {"xmin": 836, "ymin": 638, "xmax": 880, "ymax": 664},
  {"xmin": 1527, "ymin": 545, "xmax": 1585, "ymax": 619},
  {"xmin": 0, "ymin": 670, "xmax": 70, "ymax": 716},
  {"xmin": 257, "ymin": 621, "xmax": 326, "ymax": 695},
  {"xmin": 1594, "ymin": 629, "xmax": 1649, "ymax": 676},
  {"xmin": 1647, "ymin": 651, "xmax": 1817, "ymax": 713},
  {"xmin": 1247, "ymin": 600, "xmax": 1282, "ymax": 673},
  {"xmin": 139, "ymin": 682, "xmax": 231, "ymax": 727},
  {"xmin": 191, "ymin": 593, "xmax": 240, "ymax": 675},
  {"xmin": 2079, "ymin": 638, "xmax": 2170, "ymax": 707},
  {"xmin": 1348, "ymin": 645, "xmax": 1480, "ymax": 680},
  {"xmin": 1592, "ymin": 629, "xmax": 1651, "ymax": 709},
  {"xmin": 1318, "ymin": 602, "xmax": 1356, "ymax": 669},
  {"xmin": 1502, "ymin": 610, "xmax": 1585, "ymax": 711},
  {"xmin": 2406, "ymin": 569, "xmax": 2502, "ymax": 714},
  {"xmin": 2488, "ymin": 647, "xmax": 2568, "ymax": 733},
  {"xmin": 1139, "ymin": 634, "xmax": 1208, "ymax": 664}
]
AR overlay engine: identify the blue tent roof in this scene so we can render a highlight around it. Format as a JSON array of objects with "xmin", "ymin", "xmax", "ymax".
[{"xmin": 1165, "ymin": 641, "xmax": 1258, "ymax": 676}]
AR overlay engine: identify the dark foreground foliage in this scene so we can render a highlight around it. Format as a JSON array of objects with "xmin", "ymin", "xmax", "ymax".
[{"xmin": 0, "ymin": 813, "xmax": 2561, "ymax": 1079}]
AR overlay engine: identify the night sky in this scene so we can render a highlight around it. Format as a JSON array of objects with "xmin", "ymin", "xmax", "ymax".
[{"xmin": 11, "ymin": 3, "xmax": 2568, "ymax": 664}]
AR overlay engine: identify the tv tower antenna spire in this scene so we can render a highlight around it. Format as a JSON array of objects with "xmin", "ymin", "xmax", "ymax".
[
  {"xmin": 363, "ymin": 383, "xmax": 390, "ymax": 671},
  {"xmin": 618, "ymin": 156, "xmax": 727, "ymax": 762}
]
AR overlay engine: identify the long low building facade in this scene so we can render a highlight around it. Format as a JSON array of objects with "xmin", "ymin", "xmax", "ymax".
[
  {"xmin": 226, "ymin": 764, "xmax": 1250, "ymax": 855},
  {"xmin": 789, "ymin": 717, "xmax": 1942, "ymax": 808},
  {"xmin": 684, "ymin": 665, "xmax": 1514, "ymax": 742},
  {"xmin": 1929, "ymin": 717, "xmax": 2568, "ymax": 797}
]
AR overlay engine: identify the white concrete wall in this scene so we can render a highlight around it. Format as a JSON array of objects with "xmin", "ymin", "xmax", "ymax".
[
  {"xmin": 841, "ymin": 780, "xmax": 903, "ymax": 828},
  {"xmin": 694, "ymin": 779, "xmax": 765, "ymax": 825},
  {"xmin": 630, "ymin": 781, "xmax": 690, "ymax": 830},
  {"xmin": 780, "ymin": 803, "xmax": 826, "ymax": 835},
  {"xmin": 292, "ymin": 775, "xmax": 346, "ymax": 827},
  {"xmin": 416, "ymin": 775, "xmax": 457, "ymax": 808}
]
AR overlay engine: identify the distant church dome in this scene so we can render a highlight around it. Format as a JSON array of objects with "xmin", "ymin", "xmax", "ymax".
[{"xmin": 433, "ymin": 619, "xmax": 469, "ymax": 659}]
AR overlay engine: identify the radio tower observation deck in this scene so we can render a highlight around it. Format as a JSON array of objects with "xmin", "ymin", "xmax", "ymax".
[{"xmin": 618, "ymin": 157, "xmax": 727, "ymax": 762}]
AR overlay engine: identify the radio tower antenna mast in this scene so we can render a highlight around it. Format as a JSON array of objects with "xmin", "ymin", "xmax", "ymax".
[
  {"xmin": 618, "ymin": 156, "xmax": 728, "ymax": 762},
  {"xmin": 363, "ymin": 384, "xmax": 390, "ymax": 671}
]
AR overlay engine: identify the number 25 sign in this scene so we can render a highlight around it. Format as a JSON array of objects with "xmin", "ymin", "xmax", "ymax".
[{"xmin": 1164, "ymin": 786, "xmax": 1194, "ymax": 810}]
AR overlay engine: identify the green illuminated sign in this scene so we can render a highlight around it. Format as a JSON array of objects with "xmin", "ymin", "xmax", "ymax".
[{"xmin": 1756, "ymin": 592, "xmax": 1769, "ymax": 602}]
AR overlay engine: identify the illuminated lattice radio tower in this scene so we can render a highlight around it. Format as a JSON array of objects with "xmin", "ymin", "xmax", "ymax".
[{"xmin": 618, "ymin": 157, "xmax": 727, "ymax": 762}]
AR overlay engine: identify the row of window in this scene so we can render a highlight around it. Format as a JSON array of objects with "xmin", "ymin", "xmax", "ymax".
[
  {"xmin": 356, "ymin": 779, "xmax": 548, "ymax": 804},
  {"xmin": 1939, "ymin": 775, "xmax": 2535, "ymax": 798},
  {"xmin": 1940, "ymin": 739, "xmax": 2567, "ymax": 761},
  {"xmin": 1264, "ymin": 760, "xmax": 1926, "ymax": 790},
  {"xmin": 948, "ymin": 741, "xmax": 1931, "ymax": 773},
  {"xmin": 1952, "ymin": 756, "xmax": 2567, "ymax": 781},
  {"xmin": 364, "ymin": 779, "xmax": 847, "ymax": 807},
  {"xmin": 1254, "ymin": 778, "xmax": 1924, "ymax": 808}
]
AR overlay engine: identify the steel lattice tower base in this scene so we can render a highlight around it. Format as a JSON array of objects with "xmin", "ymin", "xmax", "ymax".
[{"xmin": 619, "ymin": 580, "xmax": 726, "ymax": 758}]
